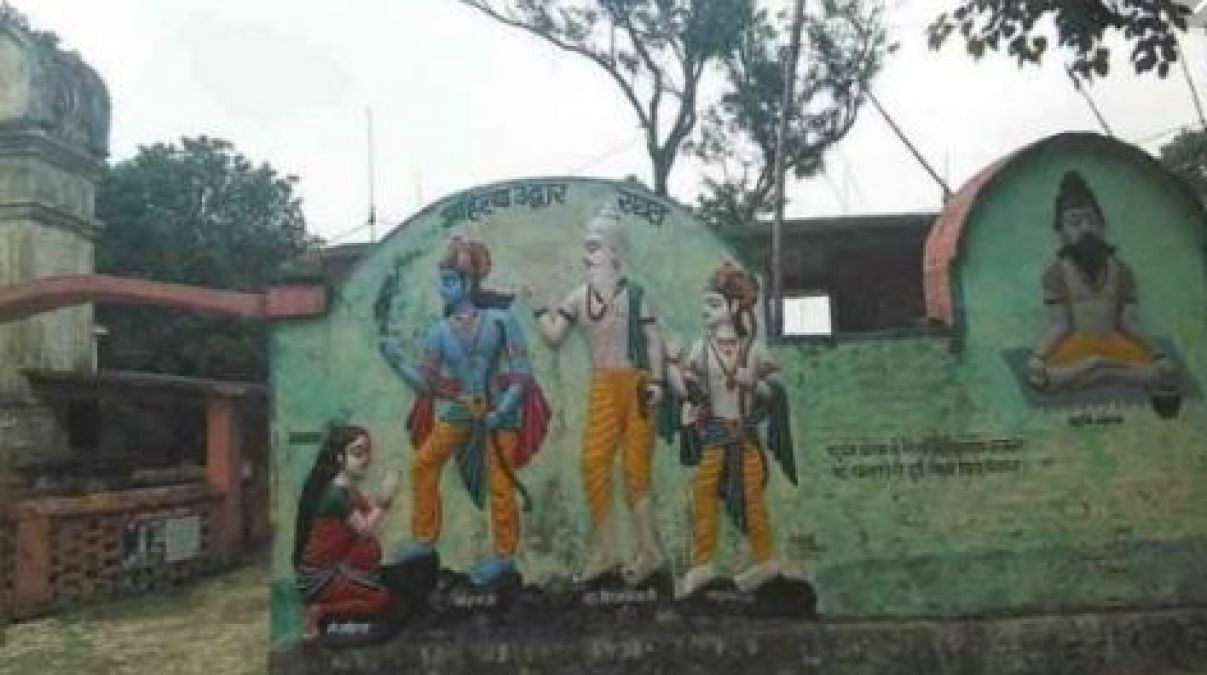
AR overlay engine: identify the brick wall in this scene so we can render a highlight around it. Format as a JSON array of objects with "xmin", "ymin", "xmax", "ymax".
[{"xmin": 12, "ymin": 484, "xmax": 227, "ymax": 617}]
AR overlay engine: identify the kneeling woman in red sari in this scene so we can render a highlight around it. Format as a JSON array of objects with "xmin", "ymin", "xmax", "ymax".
[{"xmin": 293, "ymin": 425, "xmax": 396, "ymax": 641}]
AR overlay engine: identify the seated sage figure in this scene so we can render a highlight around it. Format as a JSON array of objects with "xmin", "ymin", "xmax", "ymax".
[
  {"xmin": 294, "ymin": 425, "xmax": 398, "ymax": 642},
  {"xmin": 1026, "ymin": 171, "xmax": 1181, "ymax": 410}
]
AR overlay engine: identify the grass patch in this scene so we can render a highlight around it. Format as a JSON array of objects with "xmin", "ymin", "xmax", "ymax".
[{"xmin": 1, "ymin": 558, "xmax": 269, "ymax": 675}]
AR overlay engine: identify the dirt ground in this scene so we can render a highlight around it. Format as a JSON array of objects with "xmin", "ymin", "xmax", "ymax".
[{"xmin": 0, "ymin": 558, "xmax": 269, "ymax": 675}]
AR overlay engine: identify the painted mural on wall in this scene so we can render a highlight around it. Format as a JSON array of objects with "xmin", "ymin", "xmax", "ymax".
[
  {"xmin": 272, "ymin": 140, "xmax": 1207, "ymax": 659},
  {"xmin": 274, "ymin": 181, "xmax": 811, "ymax": 649},
  {"xmin": 293, "ymin": 425, "xmax": 395, "ymax": 641},
  {"xmin": 377, "ymin": 234, "xmax": 549, "ymax": 590},
  {"xmin": 527, "ymin": 206, "xmax": 667, "ymax": 588},
  {"xmin": 669, "ymin": 261, "xmax": 799, "ymax": 598},
  {"xmin": 1005, "ymin": 170, "xmax": 1199, "ymax": 416}
]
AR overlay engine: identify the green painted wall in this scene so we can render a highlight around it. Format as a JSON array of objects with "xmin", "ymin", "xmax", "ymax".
[
  {"xmin": 271, "ymin": 152, "xmax": 1207, "ymax": 648},
  {"xmin": 271, "ymin": 179, "xmax": 742, "ymax": 645},
  {"xmin": 796, "ymin": 141, "xmax": 1207, "ymax": 618}
]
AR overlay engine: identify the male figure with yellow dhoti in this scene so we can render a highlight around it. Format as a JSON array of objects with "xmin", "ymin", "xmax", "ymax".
[
  {"xmin": 378, "ymin": 235, "xmax": 550, "ymax": 587},
  {"xmin": 528, "ymin": 206, "xmax": 667, "ymax": 584},
  {"xmin": 1026, "ymin": 172, "xmax": 1181, "ymax": 408},
  {"xmin": 667, "ymin": 260, "xmax": 797, "ymax": 597}
]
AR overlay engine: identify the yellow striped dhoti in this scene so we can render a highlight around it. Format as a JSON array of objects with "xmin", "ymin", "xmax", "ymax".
[
  {"xmin": 690, "ymin": 439, "xmax": 772, "ymax": 567},
  {"xmin": 582, "ymin": 368, "xmax": 654, "ymax": 526},
  {"xmin": 412, "ymin": 421, "xmax": 521, "ymax": 555}
]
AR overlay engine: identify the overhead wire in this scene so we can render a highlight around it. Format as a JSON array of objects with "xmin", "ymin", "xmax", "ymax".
[
  {"xmin": 324, "ymin": 220, "xmax": 373, "ymax": 244},
  {"xmin": 567, "ymin": 135, "xmax": 641, "ymax": 173}
]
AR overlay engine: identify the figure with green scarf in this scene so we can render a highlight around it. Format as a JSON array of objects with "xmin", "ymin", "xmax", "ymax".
[
  {"xmin": 378, "ymin": 234, "xmax": 550, "ymax": 588},
  {"xmin": 667, "ymin": 259, "xmax": 797, "ymax": 597}
]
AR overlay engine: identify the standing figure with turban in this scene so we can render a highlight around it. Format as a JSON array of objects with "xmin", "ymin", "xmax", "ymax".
[
  {"xmin": 667, "ymin": 259, "xmax": 798, "ymax": 597},
  {"xmin": 378, "ymin": 234, "xmax": 551, "ymax": 587},
  {"xmin": 528, "ymin": 206, "xmax": 668, "ymax": 585}
]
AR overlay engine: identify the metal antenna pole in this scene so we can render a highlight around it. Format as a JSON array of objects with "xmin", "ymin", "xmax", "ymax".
[
  {"xmin": 366, "ymin": 107, "xmax": 377, "ymax": 243},
  {"xmin": 1065, "ymin": 66, "xmax": 1114, "ymax": 137},
  {"xmin": 867, "ymin": 89, "xmax": 952, "ymax": 201},
  {"xmin": 771, "ymin": 0, "xmax": 806, "ymax": 338},
  {"xmin": 1178, "ymin": 43, "xmax": 1207, "ymax": 130}
]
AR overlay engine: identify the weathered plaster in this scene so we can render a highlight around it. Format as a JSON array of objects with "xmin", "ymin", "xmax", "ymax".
[{"xmin": 271, "ymin": 142, "xmax": 1207, "ymax": 652}]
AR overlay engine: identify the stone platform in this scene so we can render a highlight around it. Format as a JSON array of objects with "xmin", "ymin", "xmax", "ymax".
[{"xmin": 273, "ymin": 605, "xmax": 1207, "ymax": 674}]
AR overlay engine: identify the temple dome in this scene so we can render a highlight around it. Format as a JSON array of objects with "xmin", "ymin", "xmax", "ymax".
[{"xmin": 0, "ymin": 15, "xmax": 110, "ymax": 158}]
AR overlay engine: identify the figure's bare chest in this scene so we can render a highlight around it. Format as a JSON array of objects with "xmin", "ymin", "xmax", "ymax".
[
  {"xmin": 579, "ymin": 288, "xmax": 630, "ymax": 350},
  {"xmin": 696, "ymin": 339, "xmax": 747, "ymax": 416}
]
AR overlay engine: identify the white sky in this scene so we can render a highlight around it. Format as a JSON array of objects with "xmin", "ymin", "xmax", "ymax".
[{"xmin": 24, "ymin": 0, "xmax": 1207, "ymax": 243}]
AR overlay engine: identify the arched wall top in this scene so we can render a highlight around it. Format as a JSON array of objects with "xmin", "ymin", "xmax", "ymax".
[
  {"xmin": 922, "ymin": 132, "xmax": 1207, "ymax": 327},
  {"xmin": 342, "ymin": 176, "xmax": 695, "ymax": 285}
]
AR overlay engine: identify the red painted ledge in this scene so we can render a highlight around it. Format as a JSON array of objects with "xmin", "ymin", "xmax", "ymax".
[{"xmin": 0, "ymin": 273, "xmax": 326, "ymax": 324}]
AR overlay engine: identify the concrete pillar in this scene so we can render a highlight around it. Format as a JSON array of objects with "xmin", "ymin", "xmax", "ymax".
[
  {"xmin": 12, "ymin": 503, "xmax": 51, "ymax": 615},
  {"xmin": 206, "ymin": 393, "xmax": 244, "ymax": 561}
]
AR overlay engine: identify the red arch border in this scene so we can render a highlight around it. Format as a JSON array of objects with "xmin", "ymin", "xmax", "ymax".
[{"xmin": 922, "ymin": 132, "xmax": 1207, "ymax": 327}]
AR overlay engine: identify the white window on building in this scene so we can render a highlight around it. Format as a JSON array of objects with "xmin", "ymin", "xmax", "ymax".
[{"xmin": 782, "ymin": 293, "xmax": 833, "ymax": 337}]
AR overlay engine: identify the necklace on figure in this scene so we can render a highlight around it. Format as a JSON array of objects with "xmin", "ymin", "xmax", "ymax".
[
  {"xmin": 586, "ymin": 282, "xmax": 624, "ymax": 322},
  {"xmin": 451, "ymin": 310, "xmax": 483, "ymax": 364},
  {"xmin": 451, "ymin": 309, "xmax": 478, "ymax": 333},
  {"xmin": 708, "ymin": 336, "xmax": 742, "ymax": 392}
]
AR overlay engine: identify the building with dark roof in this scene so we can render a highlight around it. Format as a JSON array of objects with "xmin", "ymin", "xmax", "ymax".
[{"xmin": 723, "ymin": 211, "xmax": 938, "ymax": 335}]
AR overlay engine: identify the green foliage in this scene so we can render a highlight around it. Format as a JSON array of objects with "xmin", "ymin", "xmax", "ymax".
[
  {"xmin": 1160, "ymin": 128, "xmax": 1207, "ymax": 201},
  {"xmin": 458, "ymin": 0, "xmax": 754, "ymax": 195},
  {"xmin": 95, "ymin": 136, "xmax": 318, "ymax": 381},
  {"xmin": 692, "ymin": 0, "xmax": 887, "ymax": 229},
  {"xmin": 928, "ymin": 1, "xmax": 1191, "ymax": 81}
]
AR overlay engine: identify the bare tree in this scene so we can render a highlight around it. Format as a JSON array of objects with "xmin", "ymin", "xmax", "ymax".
[
  {"xmin": 457, "ymin": 0, "xmax": 752, "ymax": 195},
  {"xmin": 692, "ymin": 0, "xmax": 888, "ymax": 229}
]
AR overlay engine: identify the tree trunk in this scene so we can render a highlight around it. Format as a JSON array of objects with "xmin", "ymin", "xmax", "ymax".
[{"xmin": 651, "ymin": 153, "xmax": 672, "ymax": 196}]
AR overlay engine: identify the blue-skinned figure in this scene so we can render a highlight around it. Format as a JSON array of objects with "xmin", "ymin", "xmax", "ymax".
[{"xmin": 377, "ymin": 235, "xmax": 550, "ymax": 587}]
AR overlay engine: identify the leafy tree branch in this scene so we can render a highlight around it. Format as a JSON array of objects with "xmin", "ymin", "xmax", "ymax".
[
  {"xmin": 694, "ymin": 0, "xmax": 888, "ymax": 229},
  {"xmin": 928, "ymin": 1, "xmax": 1191, "ymax": 81}
]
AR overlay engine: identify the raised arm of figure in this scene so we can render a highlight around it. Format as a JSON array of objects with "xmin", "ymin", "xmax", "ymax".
[
  {"xmin": 640, "ymin": 295, "xmax": 665, "ymax": 404},
  {"xmin": 534, "ymin": 312, "xmax": 571, "ymax": 347},
  {"xmin": 739, "ymin": 341, "xmax": 776, "ymax": 399},
  {"xmin": 378, "ymin": 328, "xmax": 440, "ymax": 394},
  {"xmin": 664, "ymin": 338, "xmax": 690, "ymax": 399},
  {"xmin": 376, "ymin": 471, "xmax": 401, "ymax": 510},
  {"xmin": 680, "ymin": 342, "xmax": 711, "ymax": 405},
  {"xmin": 348, "ymin": 503, "xmax": 385, "ymax": 537},
  {"xmin": 523, "ymin": 285, "xmax": 578, "ymax": 347}
]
